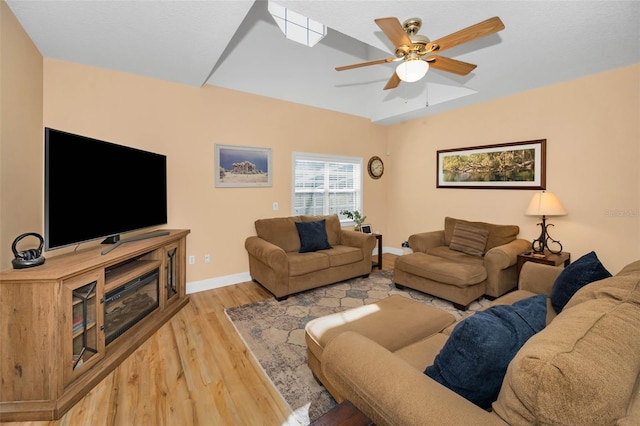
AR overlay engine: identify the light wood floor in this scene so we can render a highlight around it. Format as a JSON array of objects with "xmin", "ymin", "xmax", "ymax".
[{"xmin": 4, "ymin": 254, "xmax": 397, "ymax": 426}]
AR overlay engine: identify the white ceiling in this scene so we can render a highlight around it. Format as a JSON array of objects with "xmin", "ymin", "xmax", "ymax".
[{"xmin": 7, "ymin": 1, "xmax": 640, "ymax": 125}]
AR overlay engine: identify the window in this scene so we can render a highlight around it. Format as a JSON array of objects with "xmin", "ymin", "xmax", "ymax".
[
  {"xmin": 268, "ymin": 1, "xmax": 327, "ymax": 47},
  {"xmin": 292, "ymin": 152, "xmax": 362, "ymax": 224}
]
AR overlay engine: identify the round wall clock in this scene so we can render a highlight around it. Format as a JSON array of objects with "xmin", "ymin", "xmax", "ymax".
[{"xmin": 367, "ymin": 156, "xmax": 384, "ymax": 179}]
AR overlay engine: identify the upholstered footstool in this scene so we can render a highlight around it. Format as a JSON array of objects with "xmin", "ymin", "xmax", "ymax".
[
  {"xmin": 305, "ymin": 294, "xmax": 456, "ymax": 401},
  {"xmin": 394, "ymin": 252, "xmax": 487, "ymax": 310}
]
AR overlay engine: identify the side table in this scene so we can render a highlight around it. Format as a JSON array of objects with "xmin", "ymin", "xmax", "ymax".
[
  {"xmin": 517, "ymin": 251, "xmax": 571, "ymax": 278},
  {"xmin": 372, "ymin": 233, "xmax": 382, "ymax": 270},
  {"xmin": 311, "ymin": 400, "xmax": 373, "ymax": 426}
]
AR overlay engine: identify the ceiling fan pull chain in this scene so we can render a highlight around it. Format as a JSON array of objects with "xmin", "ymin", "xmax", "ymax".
[{"xmin": 425, "ymin": 83, "xmax": 429, "ymax": 107}]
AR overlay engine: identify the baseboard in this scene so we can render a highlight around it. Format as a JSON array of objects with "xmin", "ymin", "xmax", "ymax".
[
  {"xmin": 385, "ymin": 246, "xmax": 405, "ymax": 256},
  {"xmin": 186, "ymin": 246, "xmax": 407, "ymax": 294},
  {"xmin": 186, "ymin": 271, "xmax": 251, "ymax": 294}
]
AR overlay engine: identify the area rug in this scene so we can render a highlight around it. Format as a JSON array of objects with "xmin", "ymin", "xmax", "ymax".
[{"xmin": 224, "ymin": 270, "xmax": 489, "ymax": 425}]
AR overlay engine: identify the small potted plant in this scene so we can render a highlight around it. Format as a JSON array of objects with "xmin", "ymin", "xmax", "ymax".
[{"xmin": 340, "ymin": 209, "xmax": 366, "ymax": 231}]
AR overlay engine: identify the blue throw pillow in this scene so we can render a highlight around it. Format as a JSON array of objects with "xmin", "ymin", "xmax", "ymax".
[
  {"xmin": 424, "ymin": 294, "xmax": 547, "ymax": 409},
  {"xmin": 295, "ymin": 219, "xmax": 332, "ymax": 253},
  {"xmin": 550, "ymin": 251, "xmax": 611, "ymax": 313}
]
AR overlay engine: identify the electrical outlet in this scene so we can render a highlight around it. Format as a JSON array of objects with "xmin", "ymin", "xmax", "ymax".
[
  {"xmin": 204, "ymin": 254, "xmax": 211, "ymax": 263},
  {"xmin": 273, "ymin": 202, "xmax": 279, "ymax": 211},
  {"xmin": 188, "ymin": 255, "xmax": 195, "ymax": 265}
]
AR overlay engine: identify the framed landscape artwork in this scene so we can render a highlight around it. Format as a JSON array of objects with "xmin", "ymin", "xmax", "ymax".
[
  {"xmin": 436, "ymin": 139, "xmax": 546, "ymax": 189},
  {"xmin": 215, "ymin": 144, "xmax": 272, "ymax": 188}
]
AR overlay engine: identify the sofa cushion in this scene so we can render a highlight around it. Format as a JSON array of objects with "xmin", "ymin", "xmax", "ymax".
[
  {"xmin": 287, "ymin": 251, "xmax": 331, "ymax": 276},
  {"xmin": 449, "ymin": 223, "xmax": 490, "ymax": 256},
  {"xmin": 550, "ymin": 251, "xmax": 611, "ymax": 313},
  {"xmin": 444, "ymin": 217, "xmax": 519, "ymax": 251},
  {"xmin": 394, "ymin": 333, "xmax": 449, "ymax": 371},
  {"xmin": 255, "ymin": 216, "xmax": 301, "ymax": 252},
  {"xmin": 616, "ymin": 259, "xmax": 640, "ymax": 277},
  {"xmin": 322, "ymin": 245, "xmax": 363, "ymax": 267},
  {"xmin": 424, "ymin": 294, "xmax": 547, "ymax": 409},
  {"xmin": 295, "ymin": 219, "xmax": 332, "ymax": 253},
  {"xmin": 564, "ymin": 263, "xmax": 640, "ymax": 310},
  {"xmin": 424, "ymin": 246, "xmax": 485, "ymax": 265},
  {"xmin": 493, "ymin": 276, "xmax": 640, "ymax": 425}
]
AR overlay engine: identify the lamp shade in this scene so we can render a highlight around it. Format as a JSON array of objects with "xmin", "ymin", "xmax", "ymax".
[
  {"xmin": 395, "ymin": 59, "xmax": 429, "ymax": 82},
  {"xmin": 525, "ymin": 192, "xmax": 567, "ymax": 217}
]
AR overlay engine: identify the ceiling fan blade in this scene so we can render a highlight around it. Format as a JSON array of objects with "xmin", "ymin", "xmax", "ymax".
[
  {"xmin": 336, "ymin": 57, "xmax": 398, "ymax": 71},
  {"xmin": 428, "ymin": 16, "xmax": 505, "ymax": 54},
  {"xmin": 383, "ymin": 72, "xmax": 401, "ymax": 90},
  {"xmin": 426, "ymin": 56, "xmax": 477, "ymax": 76},
  {"xmin": 375, "ymin": 17, "xmax": 413, "ymax": 48}
]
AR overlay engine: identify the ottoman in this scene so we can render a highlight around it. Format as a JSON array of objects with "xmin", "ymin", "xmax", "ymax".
[
  {"xmin": 393, "ymin": 252, "xmax": 487, "ymax": 310},
  {"xmin": 305, "ymin": 294, "xmax": 456, "ymax": 401}
]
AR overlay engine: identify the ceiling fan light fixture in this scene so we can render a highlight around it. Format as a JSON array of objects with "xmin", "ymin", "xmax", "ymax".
[{"xmin": 395, "ymin": 59, "xmax": 429, "ymax": 82}]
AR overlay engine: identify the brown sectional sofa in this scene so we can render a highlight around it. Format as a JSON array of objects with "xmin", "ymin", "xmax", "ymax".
[
  {"xmin": 313, "ymin": 259, "xmax": 640, "ymax": 425},
  {"xmin": 394, "ymin": 217, "xmax": 531, "ymax": 309},
  {"xmin": 245, "ymin": 214, "xmax": 376, "ymax": 299}
]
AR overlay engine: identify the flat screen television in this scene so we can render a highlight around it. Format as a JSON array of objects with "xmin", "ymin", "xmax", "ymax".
[{"xmin": 45, "ymin": 127, "xmax": 168, "ymax": 251}]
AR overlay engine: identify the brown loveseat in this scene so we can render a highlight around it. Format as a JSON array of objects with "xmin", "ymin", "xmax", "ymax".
[
  {"xmin": 394, "ymin": 217, "xmax": 531, "ymax": 309},
  {"xmin": 311, "ymin": 259, "xmax": 640, "ymax": 425},
  {"xmin": 245, "ymin": 214, "xmax": 376, "ymax": 299}
]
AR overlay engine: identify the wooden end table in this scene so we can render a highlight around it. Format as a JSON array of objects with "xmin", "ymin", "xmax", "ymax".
[
  {"xmin": 311, "ymin": 400, "xmax": 374, "ymax": 426},
  {"xmin": 517, "ymin": 251, "xmax": 571, "ymax": 278},
  {"xmin": 372, "ymin": 233, "xmax": 382, "ymax": 270}
]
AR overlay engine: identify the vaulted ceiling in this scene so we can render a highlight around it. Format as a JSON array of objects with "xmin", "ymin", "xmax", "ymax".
[{"xmin": 7, "ymin": 1, "xmax": 640, "ymax": 125}]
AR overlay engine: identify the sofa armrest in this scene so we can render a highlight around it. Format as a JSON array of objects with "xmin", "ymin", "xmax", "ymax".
[
  {"xmin": 518, "ymin": 261, "xmax": 563, "ymax": 296},
  {"xmin": 322, "ymin": 331, "xmax": 506, "ymax": 426},
  {"xmin": 484, "ymin": 238, "xmax": 531, "ymax": 270},
  {"xmin": 408, "ymin": 230, "xmax": 445, "ymax": 253},
  {"xmin": 340, "ymin": 229, "xmax": 376, "ymax": 252},
  {"xmin": 244, "ymin": 236, "xmax": 288, "ymax": 272}
]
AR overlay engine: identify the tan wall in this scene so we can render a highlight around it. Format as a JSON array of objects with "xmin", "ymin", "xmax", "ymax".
[
  {"xmin": 41, "ymin": 59, "xmax": 388, "ymax": 285},
  {"xmin": 1, "ymin": 1, "xmax": 638, "ymax": 280},
  {"xmin": 0, "ymin": 1, "xmax": 43, "ymax": 271},
  {"xmin": 387, "ymin": 64, "xmax": 640, "ymax": 274}
]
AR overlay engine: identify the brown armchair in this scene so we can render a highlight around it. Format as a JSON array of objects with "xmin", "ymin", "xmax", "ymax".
[{"xmin": 393, "ymin": 217, "xmax": 531, "ymax": 309}]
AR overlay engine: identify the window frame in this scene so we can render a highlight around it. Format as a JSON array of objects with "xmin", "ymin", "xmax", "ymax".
[{"xmin": 291, "ymin": 152, "xmax": 363, "ymax": 225}]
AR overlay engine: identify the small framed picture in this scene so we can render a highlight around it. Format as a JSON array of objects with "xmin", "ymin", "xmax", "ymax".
[
  {"xmin": 360, "ymin": 224, "xmax": 372, "ymax": 234},
  {"xmin": 215, "ymin": 144, "xmax": 272, "ymax": 188}
]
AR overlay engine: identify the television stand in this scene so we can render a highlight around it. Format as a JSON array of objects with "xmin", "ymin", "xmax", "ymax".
[
  {"xmin": 0, "ymin": 229, "xmax": 189, "ymax": 421},
  {"xmin": 101, "ymin": 230, "xmax": 170, "ymax": 255}
]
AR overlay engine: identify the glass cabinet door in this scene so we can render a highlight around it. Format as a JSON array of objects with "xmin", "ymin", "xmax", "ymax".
[
  {"xmin": 164, "ymin": 243, "xmax": 181, "ymax": 304},
  {"xmin": 63, "ymin": 270, "xmax": 104, "ymax": 385}
]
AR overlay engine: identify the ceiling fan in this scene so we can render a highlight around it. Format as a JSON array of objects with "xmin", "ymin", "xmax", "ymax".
[{"xmin": 336, "ymin": 16, "xmax": 505, "ymax": 90}]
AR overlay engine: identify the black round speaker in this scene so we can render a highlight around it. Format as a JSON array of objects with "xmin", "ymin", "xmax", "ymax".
[{"xmin": 11, "ymin": 232, "xmax": 46, "ymax": 269}]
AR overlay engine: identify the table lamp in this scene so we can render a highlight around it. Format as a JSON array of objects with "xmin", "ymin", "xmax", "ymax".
[{"xmin": 525, "ymin": 191, "xmax": 567, "ymax": 254}]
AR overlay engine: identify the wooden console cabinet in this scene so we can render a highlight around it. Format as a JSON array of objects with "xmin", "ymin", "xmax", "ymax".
[{"xmin": 0, "ymin": 229, "xmax": 190, "ymax": 421}]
